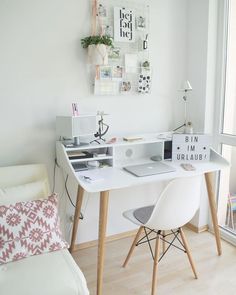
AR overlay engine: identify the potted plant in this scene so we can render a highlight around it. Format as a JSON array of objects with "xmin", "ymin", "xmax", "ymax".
[{"xmin": 81, "ymin": 35, "xmax": 113, "ymax": 66}]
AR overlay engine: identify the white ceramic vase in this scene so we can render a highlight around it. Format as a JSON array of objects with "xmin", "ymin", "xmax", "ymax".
[{"xmin": 88, "ymin": 44, "xmax": 108, "ymax": 65}]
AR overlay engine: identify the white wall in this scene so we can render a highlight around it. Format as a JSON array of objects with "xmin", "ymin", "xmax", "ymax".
[
  {"xmin": 1, "ymin": 0, "xmax": 215, "ymax": 244},
  {"xmin": 186, "ymin": 0, "xmax": 209, "ymax": 132},
  {"xmin": 0, "ymin": 0, "xmax": 188, "ymax": 172},
  {"xmin": 186, "ymin": 0, "xmax": 218, "ymax": 134}
]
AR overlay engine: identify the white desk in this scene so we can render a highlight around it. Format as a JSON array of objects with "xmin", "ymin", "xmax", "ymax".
[{"xmin": 56, "ymin": 135, "xmax": 228, "ymax": 295}]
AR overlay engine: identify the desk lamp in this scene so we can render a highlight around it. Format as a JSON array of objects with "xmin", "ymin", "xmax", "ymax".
[
  {"xmin": 173, "ymin": 80, "xmax": 192, "ymax": 132},
  {"xmin": 90, "ymin": 111, "xmax": 109, "ymax": 144}
]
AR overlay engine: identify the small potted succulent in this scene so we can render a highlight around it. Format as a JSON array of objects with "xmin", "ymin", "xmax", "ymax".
[{"xmin": 81, "ymin": 35, "xmax": 113, "ymax": 65}]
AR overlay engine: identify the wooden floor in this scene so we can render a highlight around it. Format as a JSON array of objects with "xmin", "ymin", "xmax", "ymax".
[{"xmin": 73, "ymin": 228, "xmax": 236, "ymax": 295}]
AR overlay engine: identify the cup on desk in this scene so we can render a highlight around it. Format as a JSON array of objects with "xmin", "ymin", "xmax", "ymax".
[{"xmin": 87, "ymin": 161, "xmax": 100, "ymax": 168}]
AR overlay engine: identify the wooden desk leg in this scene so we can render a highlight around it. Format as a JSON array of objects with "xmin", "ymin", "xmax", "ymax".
[
  {"xmin": 69, "ymin": 185, "xmax": 85, "ymax": 253},
  {"xmin": 162, "ymin": 230, "xmax": 166, "ymax": 253},
  {"xmin": 205, "ymin": 172, "xmax": 222, "ymax": 256},
  {"xmin": 97, "ymin": 191, "xmax": 109, "ymax": 295}
]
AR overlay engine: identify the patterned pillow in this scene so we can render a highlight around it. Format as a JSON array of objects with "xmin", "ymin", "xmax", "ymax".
[{"xmin": 0, "ymin": 194, "xmax": 68, "ymax": 264}]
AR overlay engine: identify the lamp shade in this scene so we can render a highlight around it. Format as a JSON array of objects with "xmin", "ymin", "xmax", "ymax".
[{"xmin": 179, "ymin": 80, "xmax": 192, "ymax": 91}]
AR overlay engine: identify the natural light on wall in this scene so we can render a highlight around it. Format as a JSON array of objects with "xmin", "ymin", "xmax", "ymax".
[
  {"xmin": 217, "ymin": 0, "xmax": 236, "ymax": 236},
  {"xmin": 223, "ymin": 0, "xmax": 236, "ymax": 136}
]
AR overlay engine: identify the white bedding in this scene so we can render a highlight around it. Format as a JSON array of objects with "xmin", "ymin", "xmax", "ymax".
[
  {"xmin": 0, "ymin": 165, "xmax": 89, "ymax": 295},
  {"xmin": 0, "ymin": 249, "xmax": 89, "ymax": 295}
]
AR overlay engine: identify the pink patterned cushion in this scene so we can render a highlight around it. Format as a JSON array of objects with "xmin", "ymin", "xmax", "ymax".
[{"xmin": 0, "ymin": 194, "xmax": 68, "ymax": 264}]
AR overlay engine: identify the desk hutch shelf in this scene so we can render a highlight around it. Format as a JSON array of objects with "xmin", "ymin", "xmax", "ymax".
[{"xmin": 56, "ymin": 133, "xmax": 170, "ymax": 178}]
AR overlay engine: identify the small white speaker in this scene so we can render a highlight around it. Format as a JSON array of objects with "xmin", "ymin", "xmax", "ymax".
[{"xmin": 56, "ymin": 115, "xmax": 97, "ymax": 145}]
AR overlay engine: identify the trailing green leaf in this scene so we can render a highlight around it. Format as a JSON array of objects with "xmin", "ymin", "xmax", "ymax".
[{"xmin": 81, "ymin": 35, "xmax": 114, "ymax": 48}]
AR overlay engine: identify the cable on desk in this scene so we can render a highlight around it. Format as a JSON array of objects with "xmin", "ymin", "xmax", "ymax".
[
  {"xmin": 52, "ymin": 159, "xmax": 56, "ymax": 193},
  {"xmin": 65, "ymin": 174, "xmax": 84, "ymax": 220},
  {"xmin": 52, "ymin": 158, "xmax": 61, "ymax": 194}
]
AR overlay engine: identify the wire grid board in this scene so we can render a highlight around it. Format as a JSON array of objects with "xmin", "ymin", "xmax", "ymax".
[{"xmin": 90, "ymin": 0, "xmax": 151, "ymax": 95}]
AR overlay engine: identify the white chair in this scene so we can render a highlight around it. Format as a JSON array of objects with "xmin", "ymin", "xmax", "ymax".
[
  {"xmin": 122, "ymin": 175, "xmax": 202, "ymax": 295},
  {"xmin": 0, "ymin": 164, "xmax": 89, "ymax": 295}
]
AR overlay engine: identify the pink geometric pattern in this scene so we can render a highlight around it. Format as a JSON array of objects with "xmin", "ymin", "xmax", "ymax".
[{"xmin": 0, "ymin": 194, "xmax": 68, "ymax": 264}]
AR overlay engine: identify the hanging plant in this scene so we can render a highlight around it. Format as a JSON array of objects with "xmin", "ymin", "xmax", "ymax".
[
  {"xmin": 81, "ymin": 35, "xmax": 113, "ymax": 66},
  {"xmin": 81, "ymin": 35, "xmax": 113, "ymax": 48}
]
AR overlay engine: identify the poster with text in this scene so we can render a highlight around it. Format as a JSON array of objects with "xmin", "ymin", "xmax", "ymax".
[{"xmin": 114, "ymin": 7, "xmax": 135, "ymax": 42}]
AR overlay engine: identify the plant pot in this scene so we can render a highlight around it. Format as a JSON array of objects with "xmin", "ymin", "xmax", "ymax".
[{"xmin": 88, "ymin": 44, "xmax": 108, "ymax": 65}]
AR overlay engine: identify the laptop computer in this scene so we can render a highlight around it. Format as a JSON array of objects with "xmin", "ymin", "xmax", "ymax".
[{"xmin": 123, "ymin": 161, "xmax": 176, "ymax": 177}]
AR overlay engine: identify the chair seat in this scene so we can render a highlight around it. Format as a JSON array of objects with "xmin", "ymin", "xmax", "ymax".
[
  {"xmin": 0, "ymin": 249, "xmax": 89, "ymax": 295},
  {"xmin": 123, "ymin": 205, "xmax": 154, "ymax": 225}
]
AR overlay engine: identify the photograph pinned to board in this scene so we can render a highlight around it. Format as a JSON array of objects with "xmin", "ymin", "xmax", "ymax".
[
  {"xmin": 125, "ymin": 54, "xmax": 138, "ymax": 74},
  {"xmin": 114, "ymin": 7, "xmax": 135, "ymax": 42},
  {"xmin": 100, "ymin": 66, "xmax": 112, "ymax": 79},
  {"xmin": 112, "ymin": 66, "xmax": 123, "ymax": 80},
  {"xmin": 121, "ymin": 81, "xmax": 132, "ymax": 93},
  {"xmin": 142, "ymin": 60, "xmax": 150, "ymax": 71},
  {"xmin": 101, "ymin": 24, "xmax": 113, "ymax": 38},
  {"xmin": 136, "ymin": 15, "xmax": 146, "ymax": 30},
  {"xmin": 138, "ymin": 72, "xmax": 152, "ymax": 94},
  {"xmin": 97, "ymin": 3, "xmax": 107, "ymax": 18},
  {"xmin": 108, "ymin": 47, "xmax": 121, "ymax": 59},
  {"xmin": 94, "ymin": 80, "xmax": 119, "ymax": 95}
]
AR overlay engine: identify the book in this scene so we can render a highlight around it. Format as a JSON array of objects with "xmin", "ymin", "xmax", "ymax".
[
  {"xmin": 123, "ymin": 136, "xmax": 143, "ymax": 142},
  {"xmin": 68, "ymin": 151, "xmax": 93, "ymax": 160}
]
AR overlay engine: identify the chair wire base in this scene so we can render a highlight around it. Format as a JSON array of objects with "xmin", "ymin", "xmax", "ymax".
[{"xmin": 136, "ymin": 227, "xmax": 186, "ymax": 262}]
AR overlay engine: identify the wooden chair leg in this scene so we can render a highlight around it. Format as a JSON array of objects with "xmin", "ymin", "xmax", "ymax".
[
  {"xmin": 179, "ymin": 228, "xmax": 198, "ymax": 279},
  {"xmin": 151, "ymin": 234, "xmax": 161, "ymax": 295},
  {"xmin": 122, "ymin": 226, "xmax": 144, "ymax": 268}
]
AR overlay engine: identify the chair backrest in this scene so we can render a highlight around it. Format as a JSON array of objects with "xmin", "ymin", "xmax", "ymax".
[
  {"xmin": 0, "ymin": 164, "xmax": 50, "ymax": 205},
  {"xmin": 145, "ymin": 175, "xmax": 202, "ymax": 230}
]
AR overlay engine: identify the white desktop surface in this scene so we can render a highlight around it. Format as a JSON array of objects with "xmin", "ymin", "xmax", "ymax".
[
  {"xmin": 75, "ymin": 153, "xmax": 228, "ymax": 193},
  {"xmin": 56, "ymin": 138, "xmax": 229, "ymax": 295}
]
